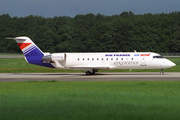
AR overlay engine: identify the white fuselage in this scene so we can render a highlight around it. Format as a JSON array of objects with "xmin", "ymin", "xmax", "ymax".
[{"xmin": 50, "ymin": 52, "xmax": 176, "ymax": 71}]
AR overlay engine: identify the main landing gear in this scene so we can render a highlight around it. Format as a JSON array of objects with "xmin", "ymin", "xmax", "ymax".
[
  {"xmin": 86, "ymin": 69, "xmax": 97, "ymax": 75},
  {"xmin": 160, "ymin": 69, "xmax": 164, "ymax": 75},
  {"xmin": 86, "ymin": 71, "xmax": 92, "ymax": 75}
]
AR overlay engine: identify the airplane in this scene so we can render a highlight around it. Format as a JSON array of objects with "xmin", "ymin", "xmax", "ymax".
[{"xmin": 7, "ymin": 36, "xmax": 176, "ymax": 75}]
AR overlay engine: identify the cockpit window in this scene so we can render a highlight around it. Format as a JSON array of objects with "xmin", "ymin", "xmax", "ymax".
[{"xmin": 153, "ymin": 56, "xmax": 164, "ymax": 58}]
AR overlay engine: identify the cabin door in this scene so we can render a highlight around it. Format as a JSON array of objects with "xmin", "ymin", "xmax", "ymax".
[{"xmin": 141, "ymin": 57, "xmax": 146, "ymax": 66}]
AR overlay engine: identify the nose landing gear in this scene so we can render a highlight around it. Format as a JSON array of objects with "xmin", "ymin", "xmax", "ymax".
[{"xmin": 160, "ymin": 69, "xmax": 164, "ymax": 75}]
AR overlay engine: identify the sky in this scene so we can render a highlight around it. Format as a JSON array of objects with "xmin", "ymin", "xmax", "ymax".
[{"xmin": 0, "ymin": 0, "xmax": 180, "ymax": 18}]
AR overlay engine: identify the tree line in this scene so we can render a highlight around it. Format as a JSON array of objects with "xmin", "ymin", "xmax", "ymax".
[{"xmin": 0, "ymin": 11, "xmax": 180, "ymax": 53}]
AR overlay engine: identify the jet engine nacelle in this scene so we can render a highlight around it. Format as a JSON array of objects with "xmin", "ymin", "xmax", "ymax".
[
  {"xmin": 42, "ymin": 53, "xmax": 66, "ymax": 63},
  {"xmin": 51, "ymin": 53, "xmax": 66, "ymax": 62}
]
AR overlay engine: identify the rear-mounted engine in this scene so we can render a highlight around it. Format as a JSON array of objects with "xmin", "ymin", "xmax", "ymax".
[{"xmin": 42, "ymin": 53, "xmax": 66, "ymax": 63}]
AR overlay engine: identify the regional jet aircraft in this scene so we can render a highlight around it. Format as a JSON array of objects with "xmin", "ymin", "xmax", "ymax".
[{"xmin": 7, "ymin": 37, "xmax": 176, "ymax": 75}]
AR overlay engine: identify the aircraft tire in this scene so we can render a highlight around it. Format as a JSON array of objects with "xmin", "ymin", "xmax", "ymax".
[
  {"xmin": 160, "ymin": 69, "xmax": 164, "ymax": 75},
  {"xmin": 160, "ymin": 72, "xmax": 164, "ymax": 75},
  {"xmin": 86, "ymin": 71, "xmax": 91, "ymax": 75}
]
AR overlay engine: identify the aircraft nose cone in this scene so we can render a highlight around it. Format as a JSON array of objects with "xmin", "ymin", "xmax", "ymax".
[{"xmin": 170, "ymin": 61, "xmax": 176, "ymax": 67}]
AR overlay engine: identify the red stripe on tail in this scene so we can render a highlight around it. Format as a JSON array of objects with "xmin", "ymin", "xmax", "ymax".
[{"xmin": 17, "ymin": 43, "xmax": 32, "ymax": 50}]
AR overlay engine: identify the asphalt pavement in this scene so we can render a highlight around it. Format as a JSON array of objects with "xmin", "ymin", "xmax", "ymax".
[{"xmin": 0, "ymin": 72, "xmax": 180, "ymax": 82}]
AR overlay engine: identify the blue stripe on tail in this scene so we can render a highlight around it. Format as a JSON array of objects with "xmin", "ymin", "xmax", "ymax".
[{"xmin": 24, "ymin": 47, "xmax": 55, "ymax": 68}]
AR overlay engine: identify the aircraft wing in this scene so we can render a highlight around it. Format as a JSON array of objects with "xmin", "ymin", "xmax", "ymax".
[
  {"xmin": 53, "ymin": 60, "xmax": 112, "ymax": 70},
  {"xmin": 69, "ymin": 65, "xmax": 112, "ymax": 70}
]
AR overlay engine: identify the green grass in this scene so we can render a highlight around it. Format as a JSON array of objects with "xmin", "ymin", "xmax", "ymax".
[
  {"xmin": 0, "ymin": 81, "xmax": 180, "ymax": 120},
  {"xmin": 0, "ymin": 58, "xmax": 81, "ymax": 73},
  {"xmin": 0, "ymin": 53, "xmax": 23, "ymax": 56},
  {"xmin": 0, "ymin": 58, "xmax": 179, "ymax": 73}
]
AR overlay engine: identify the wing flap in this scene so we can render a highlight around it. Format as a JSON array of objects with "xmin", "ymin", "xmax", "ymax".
[{"xmin": 69, "ymin": 65, "xmax": 110, "ymax": 70}]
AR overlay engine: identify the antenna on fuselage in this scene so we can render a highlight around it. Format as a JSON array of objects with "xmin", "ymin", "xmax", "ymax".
[{"xmin": 134, "ymin": 50, "xmax": 137, "ymax": 53}]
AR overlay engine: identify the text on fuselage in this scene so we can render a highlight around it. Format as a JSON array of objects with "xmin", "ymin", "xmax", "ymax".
[{"xmin": 105, "ymin": 54, "xmax": 130, "ymax": 57}]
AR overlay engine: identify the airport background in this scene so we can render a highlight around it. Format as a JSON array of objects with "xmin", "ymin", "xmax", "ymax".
[
  {"xmin": 0, "ymin": 11, "xmax": 180, "ymax": 54},
  {"xmin": 1, "ymin": 11, "xmax": 180, "ymax": 120}
]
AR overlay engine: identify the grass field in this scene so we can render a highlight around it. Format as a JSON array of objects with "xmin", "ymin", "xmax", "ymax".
[
  {"xmin": 0, "ymin": 58, "xmax": 180, "ymax": 120},
  {"xmin": 0, "ymin": 58, "xmax": 179, "ymax": 73},
  {"xmin": 0, "ymin": 81, "xmax": 180, "ymax": 120},
  {"xmin": 0, "ymin": 58, "xmax": 80, "ymax": 73}
]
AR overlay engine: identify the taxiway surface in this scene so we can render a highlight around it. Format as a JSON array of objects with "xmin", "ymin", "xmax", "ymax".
[{"xmin": 0, "ymin": 72, "xmax": 180, "ymax": 82}]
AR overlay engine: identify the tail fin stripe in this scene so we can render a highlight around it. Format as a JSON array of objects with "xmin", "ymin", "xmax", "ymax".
[
  {"xmin": 22, "ymin": 43, "xmax": 34, "ymax": 51},
  {"xmin": 23, "ymin": 45, "xmax": 37, "ymax": 55},
  {"xmin": 23, "ymin": 44, "xmax": 35, "ymax": 53},
  {"xmin": 17, "ymin": 43, "xmax": 32, "ymax": 50}
]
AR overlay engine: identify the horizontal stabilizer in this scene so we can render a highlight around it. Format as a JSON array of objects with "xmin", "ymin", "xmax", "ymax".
[
  {"xmin": 5, "ymin": 37, "xmax": 26, "ymax": 41},
  {"xmin": 5, "ymin": 37, "xmax": 13, "ymax": 39}
]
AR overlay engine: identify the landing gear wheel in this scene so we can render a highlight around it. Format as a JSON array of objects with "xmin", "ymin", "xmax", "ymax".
[
  {"xmin": 160, "ymin": 72, "xmax": 164, "ymax": 75},
  {"xmin": 86, "ymin": 71, "xmax": 91, "ymax": 75},
  {"xmin": 160, "ymin": 69, "xmax": 164, "ymax": 75}
]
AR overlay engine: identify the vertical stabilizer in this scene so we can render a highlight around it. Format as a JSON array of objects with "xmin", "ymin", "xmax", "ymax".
[
  {"xmin": 9, "ymin": 36, "xmax": 54, "ymax": 68},
  {"xmin": 13, "ymin": 37, "xmax": 43, "ymax": 57}
]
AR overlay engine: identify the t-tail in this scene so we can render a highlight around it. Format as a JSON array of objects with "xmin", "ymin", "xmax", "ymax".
[{"xmin": 7, "ymin": 36, "xmax": 54, "ymax": 68}]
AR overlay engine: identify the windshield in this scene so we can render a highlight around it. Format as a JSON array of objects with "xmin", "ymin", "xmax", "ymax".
[{"xmin": 153, "ymin": 56, "xmax": 164, "ymax": 58}]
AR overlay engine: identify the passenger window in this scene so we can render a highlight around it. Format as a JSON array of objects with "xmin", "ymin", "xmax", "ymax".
[
  {"xmin": 111, "ymin": 58, "xmax": 113, "ymax": 60},
  {"xmin": 116, "ymin": 58, "xmax": 118, "ymax": 60},
  {"xmin": 102, "ymin": 58, "xmax": 103, "ymax": 60},
  {"xmin": 97, "ymin": 58, "xmax": 99, "ymax": 60},
  {"xmin": 87, "ymin": 58, "xmax": 89, "ymax": 61},
  {"xmin": 121, "ymin": 58, "xmax": 123, "ymax": 60},
  {"xmin": 106, "ymin": 58, "xmax": 108, "ymax": 60},
  {"xmin": 78, "ymin": 58, "xmax": 79, "ymax": 61},
  {"xmin": 83, "ymin": 58, "xmax": 84, "ymax": 61},
  {"xmin": 132, "ymin": 58, "xmax": 133, "ymax": 60},
  {"xmin": 92, "ymin": 58, "xmax": 94, "ymax": 61}
]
